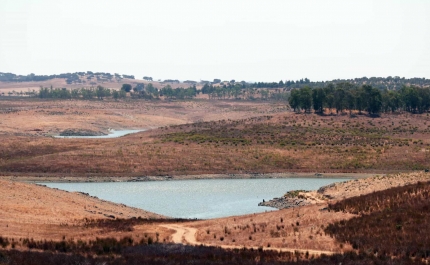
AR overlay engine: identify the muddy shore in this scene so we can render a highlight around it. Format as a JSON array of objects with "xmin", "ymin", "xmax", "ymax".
[{"xmin": 0, "ymin": 172, "xmax": 377, "ymax": 183}]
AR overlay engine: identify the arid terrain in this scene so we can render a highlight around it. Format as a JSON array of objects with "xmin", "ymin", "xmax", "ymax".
[
  {"xmin": 1, "ymin": 87, "xmax": 430, "ymax": 264},
  {"xmin": 1, "ymin": 171, "xmax": 428, "ymax": 264},
  {"xmin": 1, "ymin": 96, "xmax": 429, "ymax": 178},
  {"xmin": 0, "ymin": 179, "xmax": 173, "ymax": 244},
  {"xmin": 182, "ymin": 172, "xmax": 430, "ymax": 252},
  {"xmin": 0, "ymin": 97, "xmax": 285, "ymax": 136}
]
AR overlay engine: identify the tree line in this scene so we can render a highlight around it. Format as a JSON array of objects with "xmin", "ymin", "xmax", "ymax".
[
  {"xmin": 200, "ymin": 83, "xmax": 288, "ymax": 101},
  {"xmin": 38, "ymin": 86, "xmax": 126, "ymax": 100},
  {"xmin": 36, "ymin": 83, "xmax": 198, "ymax": 101},
  {"xmin": 130, "ymin": 83, "xmax": 198, "ymax": 100},
  {"xmin": 288, "ymin": 83, "xmax": 430, "ymax": 115},
  {"xmin": 247, "ymin": 76, "xmax": 430, "ymax": 90},
  {"xmin": 13, "ymin": 81, "xmax": 430, "ymax": 113},
  {"xmin": 3, "ymin": 71, "xmax": 430, "ymax": 90}
]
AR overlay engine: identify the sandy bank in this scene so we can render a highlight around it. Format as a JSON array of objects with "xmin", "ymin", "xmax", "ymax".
[
  {"xmin": 0, "ymin": 179, "xmax": 167, "ymax": 241},
  {"xmin": 258, "ymin": 171, "xmax": 430, "ymax": 209}
]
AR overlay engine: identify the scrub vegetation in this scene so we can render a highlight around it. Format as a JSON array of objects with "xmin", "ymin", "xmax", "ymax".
[
  {"xmin": 1, "ymin": 111, "xmax": 430, "ymax": 176},
  {"xmin": 326, "ymin": 181, "xmax": 430, "ymax": 260},
  {"xmin": 1, "ymin": 74, "xmax": 430, "ymax": 264}
]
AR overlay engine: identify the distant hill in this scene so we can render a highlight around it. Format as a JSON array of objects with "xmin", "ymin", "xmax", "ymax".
[
  {"xmin": 1, "ymin": 71, "xmax": 429, "ymax": 90},
  {"xmin": 0, "ymin": 71, "xmax": 128, "ymax": 84},
  {"xmin": 0, "ymin": 72, "xmax": 192, "ymax": 92}
]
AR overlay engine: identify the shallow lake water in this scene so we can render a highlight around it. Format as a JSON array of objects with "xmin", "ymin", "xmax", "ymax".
[
  {"xmin": 42, "ymin": 178, "xmax": 350, "ymax": 219},
  {"xmin": 54, "ymin": 129, "xmax": 144, "ymax": 139}
]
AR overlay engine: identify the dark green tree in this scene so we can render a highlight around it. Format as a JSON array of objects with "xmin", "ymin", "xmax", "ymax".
[
  {"xmin": 289, "ymin": 89, "xmax": 301, "ymax": 112},
  {"xmin": 345, "ymin": 90, "xmax": 356, "ymax": 115},
  {"xmin": 299, "ymin": 86, "xmax": 312, "ymax": 113},
  {"xmin": 334, "ymin": 87, "xmax": 346, "ymax": 114},
  {"xmin": 363, "ymin": 85, "xmax": 382, "ymax": 115},
  {"xmin": 324, "ymin": 84, "xmax": 335, "ymax": 114},
  {"xmin": 121, "ymin": 84, "xmax": 132, "ymax": 92},
  {"xmin": 312, "ymin": 87, "xmax": 325, "ymax": 114}
]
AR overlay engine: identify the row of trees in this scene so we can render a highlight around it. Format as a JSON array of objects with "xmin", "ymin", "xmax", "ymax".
[
  {"xmin": 199, "ymin": 76, "xmax": 430, "ymax": 91},
  {"xmin": 5, "ymin": 82, "xmax": 286, "ymax": 101},
  {"xmin": 3, "ymin": 71, "xmax": 429, "ymax": 91},
  {"xmin": 126, "ymin": 83, "xmax": 197, "ymax": 100},
  {"xmin": 38, "ymin": 86, "xmax": 126, "ymax": 100},
  {"xmin": 36, "ymin": 83, "xmax": 199, "ymax": 101},
  {"xmin": 213, "ymin": 77, "xmax": 430, "ymax": 91},
  {"xmin": 248, "ymin": 78, "xmax": 311, "ymax": 89},
  {"xmin": 27, "ymin": 82, "xmax": 430, "ymax": 114},
  {"xmin": 201, "ymin": 83, "xmax": 288, "ymax": 101},
  {"xmin": 289, "ymin": 83, "xmax": 430, "ymax": 115},
  {"xmin": 284, "ymin": 76, "xmax": 430, "ymax": 90},
  {"xmin": 159, "ymin": 85, "xmax": 197, "ymax": 99}
]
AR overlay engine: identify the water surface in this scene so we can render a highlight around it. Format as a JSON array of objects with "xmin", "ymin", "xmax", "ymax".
[
  {"xmin": 43, "ymin": 178, "xmax": 349, "ymax": 219},
  {"xmin": 55, "ymin": 129, "xmax": 144, "ymax": 139}
]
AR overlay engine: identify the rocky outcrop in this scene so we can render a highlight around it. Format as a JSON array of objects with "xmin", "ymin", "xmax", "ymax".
[
  {"xmin": 258, "ymin": 190, "xmax": 312, "ymax": 209},
  {"xmin": 317, "ymin": 183, "xmax": 336, "ymax": 194},
  {"xmin": 258, "ymin": 196, "xmax": 311, "ymax": 209}
]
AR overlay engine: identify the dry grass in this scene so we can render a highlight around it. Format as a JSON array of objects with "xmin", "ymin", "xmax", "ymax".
[
  {"xmin": 1, "ymin": 101, "xmax": 429, "ymax": 176},
  {"xmin": 319, "ymin": 172, "xmax": 430, "ymax": 200},
  {"xmin": 0, "ymin": 179, "xmax": 170, "ymax": 245},
  {"xmin": 0, "ymin": 98, "xmax": 284, "ymax": 135},
  {"xmin": 326, "ymin": 180, "xmax": 430, "ymax": 261},
  {"xmin": 2, "ymin": 94, "xmax": 430, "ymax": 262},
  {"xmin": 184, "ymin": 172, "xmax": 430, "ymax": 253},
  {"xmin": 189, "ymin": 205, "xmax": 355, "ymax": 252}
]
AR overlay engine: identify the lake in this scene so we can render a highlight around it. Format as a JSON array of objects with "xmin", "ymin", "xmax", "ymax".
[
  {"xmin": 54, "ymin": 129, "xmax": 144, "ymax": 139},
  {"xmin": 42, "ymin": 178, "xmax": 349, "ymax": 219}
]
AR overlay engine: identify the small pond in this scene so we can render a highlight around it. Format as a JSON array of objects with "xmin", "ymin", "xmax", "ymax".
[{"xmin": 54, "ymin": 129, "xmax": 144, "ymax": 139}]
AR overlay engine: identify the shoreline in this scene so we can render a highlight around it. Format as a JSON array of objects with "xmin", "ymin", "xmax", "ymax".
[{"xmin": 0, "ymin": 172, "xmax": 381, "ymax": 183}]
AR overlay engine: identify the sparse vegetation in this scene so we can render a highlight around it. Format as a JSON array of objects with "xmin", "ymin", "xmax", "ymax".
[
  {"xmin": 2, "ymin": 73, "xmax": 430, "ymax": 264},
  {"xmin": 326, "ymin": 181, "xmax": 430, "ymax": 261},
  {"xmin": 1, "ymin": 109, "xmax": 430, "ymax": 175},
  {"xmin": 0, "ymin": 244, "xmax": 427, "ymax": 264}
]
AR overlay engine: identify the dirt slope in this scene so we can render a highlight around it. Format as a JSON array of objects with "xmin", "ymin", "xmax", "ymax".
[{"xmin": 0, "ymin": 179, "xmax": 165, "ymax": 241}]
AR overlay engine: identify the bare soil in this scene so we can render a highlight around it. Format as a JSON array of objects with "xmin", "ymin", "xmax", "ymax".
[
  {"xmin": 1, "ymin": 103, "xmax": 429, "ymax": 177},
  {"xmin": 0, "ymin": 98, "xmax": 285, "ymax": 136},
  {"xmin": 0, "ymin": 179, "xmax": 169, "ymax": 244},
  {"xmin": 1, "ymin": 95, "xmax": 429, "ymax": 255},
  {"xmin": 179, "ymin": 172, "xmax": 430, "ymax": 252},
  {"xmin": 1, "ymin": 170, "xmax": 427, "ymax": 255}
]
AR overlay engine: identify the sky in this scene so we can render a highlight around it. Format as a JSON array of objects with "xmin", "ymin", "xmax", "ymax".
[{"xmin": 1, "ymin": 0, "xmax": 429, "ymax": 82}]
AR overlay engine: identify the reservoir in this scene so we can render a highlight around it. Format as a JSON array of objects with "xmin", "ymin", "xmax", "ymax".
[
  {"xmin": 54, "ymin": 129, "xmax": 144, "ymax": 139},
  {"xmin": 42, "ymin": 178, "xmax": 349, "ymax": 219}
]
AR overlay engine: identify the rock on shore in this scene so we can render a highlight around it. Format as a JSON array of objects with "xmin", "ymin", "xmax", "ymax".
[
  {"xmin": 258, "ymin": 172, "xmax": 430, "ymax": 210},
  {"xmin": 258, "ymin": 196, "xmax": 312, "ymax": 209}
]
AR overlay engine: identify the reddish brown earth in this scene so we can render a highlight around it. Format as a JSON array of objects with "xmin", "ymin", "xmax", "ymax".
[
  {"xmin": 0, "ymin": 179, "xmax": 169, "ymax": 244},
  {"xmin": 169, "ymin": 172, "xmax": 430, "ymax": 253}
]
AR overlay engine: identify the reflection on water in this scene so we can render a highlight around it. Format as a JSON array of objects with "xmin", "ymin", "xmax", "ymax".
[{"xmin": 42, "ymin": 178, "xmax": 350, "ymax": 219}]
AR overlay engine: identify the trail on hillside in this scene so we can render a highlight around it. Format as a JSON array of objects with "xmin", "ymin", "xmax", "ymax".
[{"xmin": 160, "ymin": 224, "xmax": 336, "ymax": 256}]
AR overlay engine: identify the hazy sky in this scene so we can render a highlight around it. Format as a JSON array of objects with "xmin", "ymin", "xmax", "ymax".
[{"xmin": 1, "ymin": 0, "xmax": 429, "ymax": 82}]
